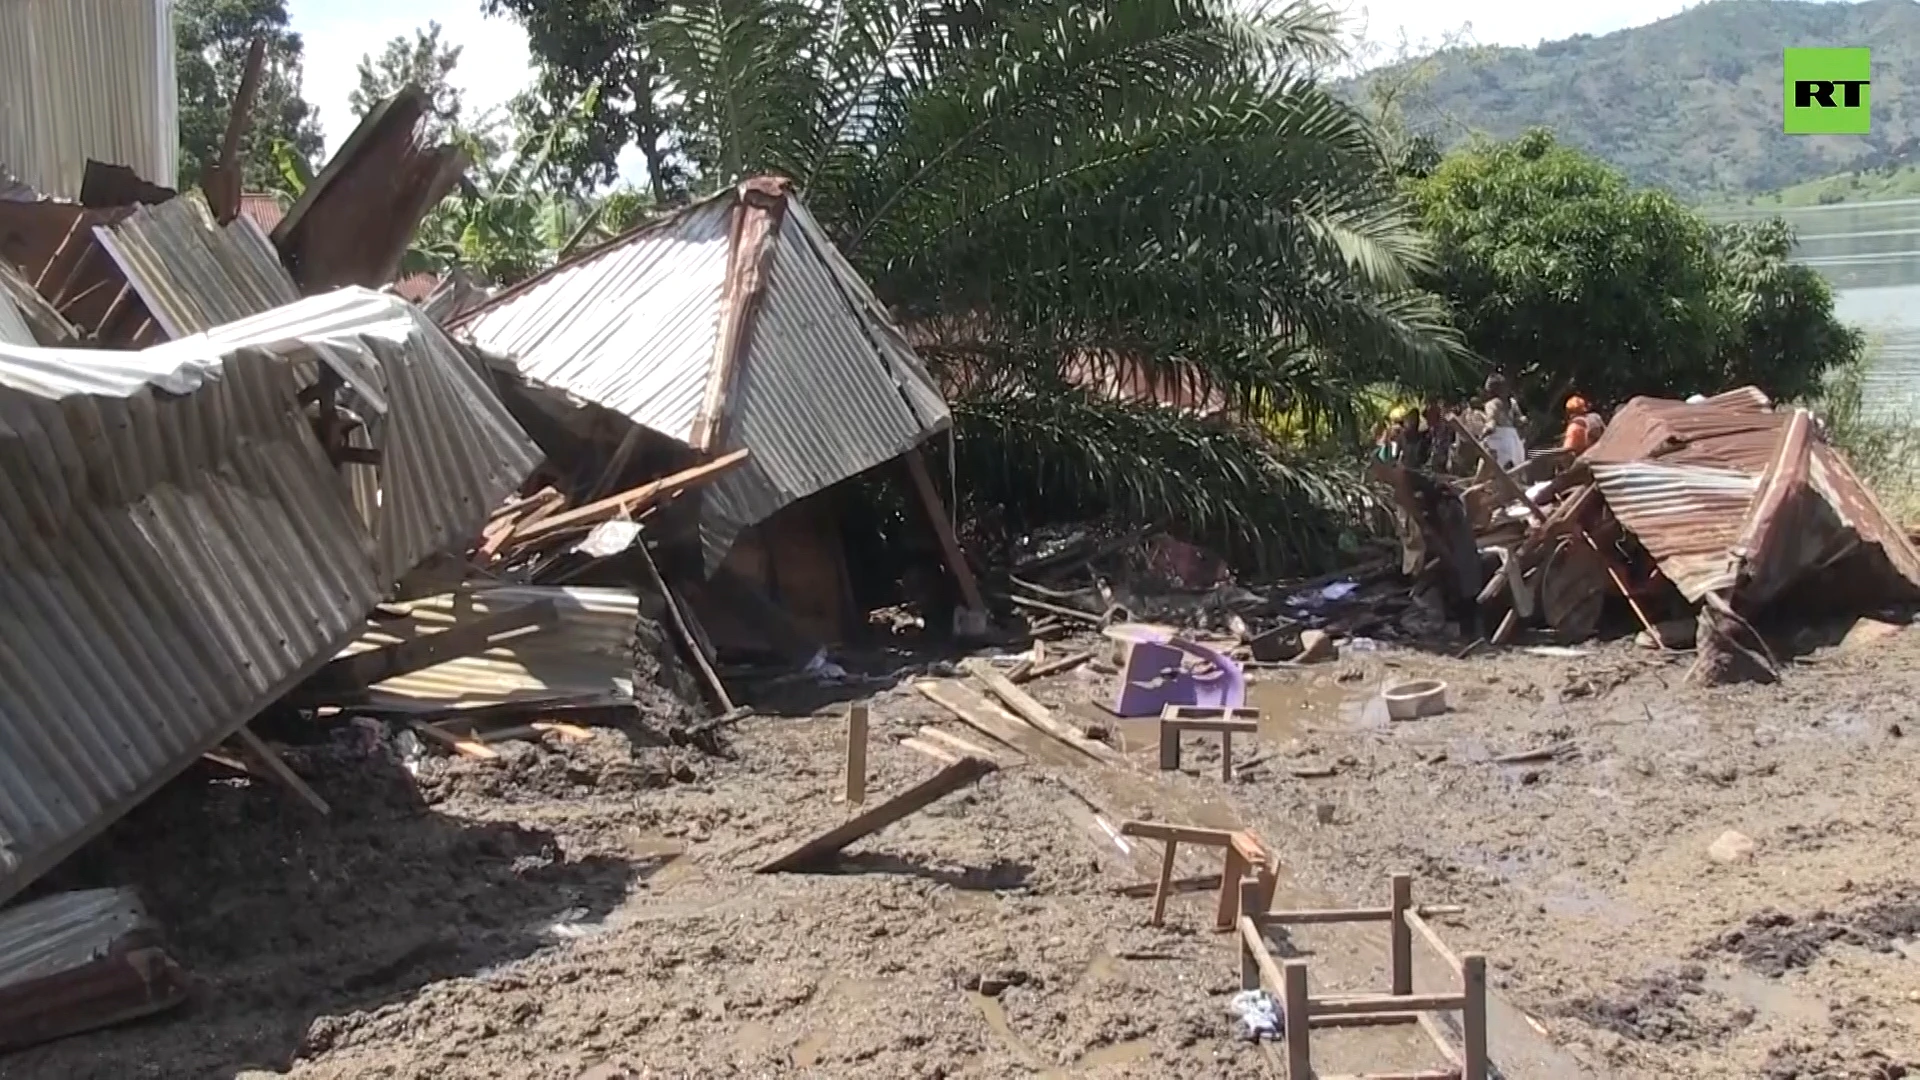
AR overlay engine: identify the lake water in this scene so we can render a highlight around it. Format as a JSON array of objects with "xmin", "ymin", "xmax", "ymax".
[{"xmin": 1711, "ymin": 198, "xmax": 1920, "ymax": 424}]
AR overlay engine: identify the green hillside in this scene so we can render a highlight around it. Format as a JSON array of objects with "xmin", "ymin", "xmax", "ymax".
[
  {"xmin": 1369, "ymin": 0, "xmax": 1920, "ymax": 199},
  {"xmin": 1723, "ymin": 161, "xmax": 1920, "ymax": 206}
]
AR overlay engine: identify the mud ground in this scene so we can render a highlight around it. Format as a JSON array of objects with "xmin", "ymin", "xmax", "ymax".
[{"xmin": 10, "ymin": 622, "xmax": 1920, "ymax": 1079}]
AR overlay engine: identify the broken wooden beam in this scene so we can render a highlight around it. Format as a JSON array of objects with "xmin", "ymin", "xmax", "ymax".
[
  {"xmin": 902, "ymin": 447, "xmax": 989, "ymax": 619},
  {"xmin": 409, "ymin": 719, "xmax": 499, "ymax": 760},
  {"xmin": 844, "ymin": 704, "xmax": 869, "ymax": 804},
  {"xmin": 509, "ymin": 448, "xmax": 751, "ymax": 546},
  {"xmin": 916, "ymin": 726, "xmax": 1003, "ymax": 766},
  {"xmin": 962, "ymin": 658, "xmax": 1124, "ymax": 766},
  {"xmin": 758, "ymin": 756, "xmax": 997, "ymax": 873},
  {"xmin": 232, "ymin": 726, "xmax": 330, "ymax": 815},
  {"xmin": 914, "ymin": 680, "xmax": 1034, "ymax": 757},
  {"xmin": 1015, "ymin": 649, "xmax": 1093, "ymax": 683}
]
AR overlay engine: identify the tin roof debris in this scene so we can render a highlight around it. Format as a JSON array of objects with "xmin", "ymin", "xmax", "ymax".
[
  {"xmin": 0, "ymin": 287, "xmax": 538, "ymax": 905},
  {"xmin": 0, "ymin": 887, "xmax": 186, "ymax": 1051},
  {"xmin": 454, "ymin": 177, "xmax": 953, "ymax": 572},
  {"xmin": 0, "ymin": 0, "xmax": 178, "ymax": 200}
]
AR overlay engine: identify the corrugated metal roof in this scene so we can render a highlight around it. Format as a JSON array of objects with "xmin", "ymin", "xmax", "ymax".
[
  {"xmin": 1588, "ymin": 461, "xmax": 1757, "ymax": 600},
  {"xmin": 454, "ymin": 180, "xmax": 952, "ymax": 572},
  {"xmin": 459, "ymin": 196, "xmax": 734, "ymax": 443},
  {"xmin": 334, "ymin": 586, "xmax": 639, "ymax": 710},
  {"xmin": 0, "ymin": 0, "xmax": 176, "ymax": 200},
  {"xmin": 0, "ymin": 259, "xmax": 74, "ymax": 347},
  {"xmin": 239, "ymin": 192, "xmax": 287, "ymax": 235},
  {"xmin": 1586, "ymin": 390, "xmax": 1920, "ymax": 608},
  {"xmin": 91, "ymin": 197, "xmax": 300, "ymax": 339},
  {"xmin": 0, "ymin": 288, "xmax": 539, "ymax": 905}
]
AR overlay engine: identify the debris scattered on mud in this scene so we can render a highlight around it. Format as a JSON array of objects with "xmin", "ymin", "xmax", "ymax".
[
  {"xmin": 1557, "ymin": 964, "xmax": 1736, "ymax": 1044},
  {"xmin": 1709, "ymin": 886, "xmax": 1920, "ymax": 976}
]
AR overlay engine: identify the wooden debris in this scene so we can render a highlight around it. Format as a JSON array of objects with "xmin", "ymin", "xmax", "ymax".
[
  {"xmin": 1116, "ymin": 873, "xmax": 1222, "ymax": 898},
  {"xmin": 843, "ymin": 704, "xmax": 869, "ymax": 805},
  {"xmin": 1014, "ymin": 649, "xmax": 1094, "ymax": 684},
  {"xmin": 962, "ymin": 659, "xmax": 1124, "ymax": 766},
  {"xmin": 901, "ymin": 737, "xmax": 960, "ymax": 765},
  {"xmin": 902, "ymin": 447, "xmax": 990, "ymax": 619},
  {"xmin": 532, "ymin": 721, "xmax": 594, "ymax": 741},
  {"xmin": 1157, "ymin": 706, "xmax": 1262, "ymax": 779},
  {"xmin": 635, "ymin": 538, "xmax": 736, "ymax": 713},
  {"xmin": 758, "ymin": 756, "xmax": 997, "ymax": 873},
  {"xmin": 914, "ymin": 680, "xmax": 1034, "ymax": 756},
  {"xmin": 916, "ymin": 726, "xmax": 1004, "ymax": 766},
  {"xmin": 508, "ymin": 449, "xmax": 751, "ymax": 547},
  {"xmin": 1491, "ymin": 741, "xmax": 1575, "ymax": 765},
  {"xmin": 409, "ymin": 719, "xmax": 499, "ymax": 760},
  {"xmin": 232, "ymin": 726, "xmax": 330, "ymax": 815}
]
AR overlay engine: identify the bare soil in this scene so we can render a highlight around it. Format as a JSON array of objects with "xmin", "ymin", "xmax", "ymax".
[{"xmin": 10, "ymin": 622, "xmax": 1920, "ymax": 1079}]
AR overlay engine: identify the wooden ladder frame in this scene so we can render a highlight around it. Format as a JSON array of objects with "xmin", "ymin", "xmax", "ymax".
[{"xmin": 1235, "ymin": 872, "xmax": 1489, "ymax": 1080}]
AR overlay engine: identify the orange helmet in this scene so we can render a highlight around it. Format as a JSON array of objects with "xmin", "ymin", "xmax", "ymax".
[{"xmin": 1565, "ymin": 395, "xmax": 1589, "ymax": 413}]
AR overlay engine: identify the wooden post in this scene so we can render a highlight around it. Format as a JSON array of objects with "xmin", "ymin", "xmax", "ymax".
[
  {"xmin": 1240, "ymin": 930, "xmax": 1260, "ymax": 991},
  {"xmin": 844, "ymin": 705, "xmax": 869, "ymax": 804},
  {"xmin": 902, "ymin": 447, "xmax": 989, "ymax": 618},
  {"xmin": 1150, "ymin": 840, "xmax": 1178, "ymax": 926},
  {"xmin": 1283, "ymin": 961, "xmax": 1312, "ymax": 1079},
  {"xmin": 1215, "ymin": 844, "xmax": 1249, "ymax": 931},
  {"xmin": 1461, "ymin": 953, "xmax": 1489, "ymax": 1080},
  {"xmin": 1390, "ymin": 873, "xmax": 1413, "ymax": 996},
  {"xmin": 1220, "ymin": 729, "xmax": 1234, "ymax": 782},
  {"xmin": 1158, "ymin": 722, "xmax": 1181, "ymax": 771},
  {"xmin": 1239, "ymin": 878, "xmax": 1264, "ymax": 922}
]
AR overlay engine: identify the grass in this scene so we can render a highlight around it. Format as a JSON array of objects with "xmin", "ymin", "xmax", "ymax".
[{"xmin": 1810, "ymin": 344, "xmax": 1920, "ymax": 527}]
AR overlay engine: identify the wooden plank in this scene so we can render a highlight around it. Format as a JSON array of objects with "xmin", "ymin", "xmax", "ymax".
[
  {"xmin": 1115, "ymin": 873, "xmax": 1220, "ymax": 898},
  {"xmin": 636, "ymin": 540, "xmax": 735, "ymax": 713},
  {"xmin": 916, "ymin": 726, "xmax": 1003, "ymax": 765},
  {"xmin": 914, "ymin": 680, "xmax": 1033, "ymax": 756},
  {"xmin": 1015, "ymin": 649, "xmax": 1093, "ymax": 683},
  {"xmin": 1118, "ymin": 820, "xmax": 1236, "ymax": 847},
  {"xmin": 1404, "ymin": 909, "xmax": 1465, "ymax": 976},
  {"xmin": 531, "ymin": 721, "xmax": 594, "ymax": 742},
  {"xmin": 1462, "ymin": 954, "xmax": 1489, "ymax": 1080},
  {"xmin": 409, "ymin": 719, "xmax": 499, "ymax": 760},
  {"xmin": 1150, "ymin": 840, "xmax": 1179, "ymax": 926},
  {"xmin": 1161, "ymin": 716, "xmax": 1260, "ymax": 734},
  {"xmin": 844, "ymin": 705, "xmax": 869, "ymax": 804},
  {"xmin": 510, "ymin": 449, "xmax": 751, "ymax": 545},
  {"xmin": 233, "ymin": 726, "xmax": 330, "ymax": 814},
  {"xmin": 902, "ymin": 448, "xmax": 988, "ymax": 615},
  {"xmin": 962, "ymin": 659, "xmax": 1124, "ymax": 766},
  {"xmin": 757, "ymin": 756, "xmax": 997, "ymax": 873},
  {"xmin": 305, "ymin": 600, "xmax": 558, "ymax": 698},
  {"xmin": 900, "ymin": 737, "xmax": 959, "ymax": 765},
  {"xmin": 1309, "ymin": 992, "xmax": 1468, "ymax": 1016},
  {"xmin": 1256, "ymin": 904, "xmax": 1465, "ymax": 926},
  {"xmin": 1283, "ymin": 960, "xmax": 1312, "ymax": 1079},
  {"xmin": 1391, "ymin": 873, "xmax": 1414, "ymax": 996}
]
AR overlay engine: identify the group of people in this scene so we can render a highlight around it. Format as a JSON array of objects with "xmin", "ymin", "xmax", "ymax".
[{"xmin": 1372, "ymin": 375, "xmax": 1609, "ymax": 474}]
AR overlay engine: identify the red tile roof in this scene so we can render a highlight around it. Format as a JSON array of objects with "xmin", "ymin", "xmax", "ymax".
[
  {"xmin": 239, "ymin": 192, "xmax": 288, "ymax": 234},
  {"xmin": 393, "ymin": 273, "xmax": 438, "ymax": 302}
]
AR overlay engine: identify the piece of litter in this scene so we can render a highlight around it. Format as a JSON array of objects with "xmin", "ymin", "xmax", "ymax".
[
  {"xmin": 1230, "ymin": 989, "xmax": 1282, "ymax": 1039},
  {"xmin": 1345, "ymin": 636, "xmax": 1381, "ymax": 652},
  {"xmin": 1522, "ymin": 646, "xmax": 1589, "ymax": 658},
  {"xmin": 804, "ymin": 648, "xmax": 849, "ymax": 681},
  {"xmin": 573, "ymin": 518, "xmax": 642, "ymax": 558}
]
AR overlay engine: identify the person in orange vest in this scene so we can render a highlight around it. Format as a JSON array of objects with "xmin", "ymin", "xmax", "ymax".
[{"xmin": 1561, "ymin": 395, "xmax": 1606, "ymax": 452}]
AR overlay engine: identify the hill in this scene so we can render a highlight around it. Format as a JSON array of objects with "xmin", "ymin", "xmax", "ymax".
[
  {"xmin": 1370, "ymin": 0, "xmax": 1920, "ymax": 199},
  {"xmin": 1720, "ymin": 161, "xmax": 1920, "ymax": 206}
]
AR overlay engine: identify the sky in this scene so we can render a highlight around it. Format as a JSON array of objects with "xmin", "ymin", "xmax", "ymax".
[{"xmin": 287, "ymin": 0, "xmax": 1732, "ymax": 168}]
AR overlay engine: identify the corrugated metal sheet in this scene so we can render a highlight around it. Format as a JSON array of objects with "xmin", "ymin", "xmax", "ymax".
[
  {"xmin": 454, "ymin": 182, "xmax": 952, "ymax": 572},
  {"xmin": 699, "ymin": 199, "xmax": 951, "ymax": 568},
  {"xmin": 0, "ymin": 289, "xmax": 539, "ymax": 906},
  {"xmin": 0, "ymin": 291, "xmax": 31, "ymax": 347},
  {"xmin": 333, "ymin": 586, "xmax": 639, "ymax": 710},
  {"xmin": 92, "ymin": 196, "xmax": 300, "ymax": 339},
  {"xmin": 1586, "ymin": 390, "xmax": 1920, "ymax": 607},
  {"xmin": 0, "ymin": 0, "xmax": 176, "ymax": 200},
  {"xmin": 0, "ymin": 259, "xmax": 74, "ymax": 346},
  {"xmin": 1587, "ymin": 461, "xmax": 1757, "ymax": 601},
  {"xmin": 459, "ymin": 197, "xmax": 734, "ymax": 443},
  {"xmin": 0, "ymin": 888, "xmax": 148, "ymax": 988}
]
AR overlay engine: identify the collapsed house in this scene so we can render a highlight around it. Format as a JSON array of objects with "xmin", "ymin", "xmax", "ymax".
[
  {"xmin": 0, "ymin": 288, "xmax": 539, "ymax": 906},
  {"xmin": 451, "ymin": 176, "xmax": 981, "ymax": 643},
  {"xmin": 1383, "ymin": 387, "xmax": 1920, "ymax": 682}
]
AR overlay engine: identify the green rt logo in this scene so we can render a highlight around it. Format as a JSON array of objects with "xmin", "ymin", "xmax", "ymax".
[{"xmin": 1784, "ymin": 48, "xmax": 1871, "ymax": 134}]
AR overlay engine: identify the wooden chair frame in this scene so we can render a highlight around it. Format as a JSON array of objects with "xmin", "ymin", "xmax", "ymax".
[{"xmin": 1235, "ymin": 872, "xmax": 1489, "ymax": 1080}]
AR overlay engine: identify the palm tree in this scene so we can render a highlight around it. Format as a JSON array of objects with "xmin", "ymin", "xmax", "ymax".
[{"xmin": 644, "ymin": 0, "xmax": 1472, "ymax": 569}]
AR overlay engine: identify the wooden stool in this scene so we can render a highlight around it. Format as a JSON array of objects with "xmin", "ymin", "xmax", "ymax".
[
  {"xmin": 1158, "ymin": 705, "xmax": 1262, "ymax": 780},
  {"xmin": 1120, "ymin": 820, "xmax": 1277, "ymax": 929}
]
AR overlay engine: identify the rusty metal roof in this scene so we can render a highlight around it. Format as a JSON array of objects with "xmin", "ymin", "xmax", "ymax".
[
  {"xmin": 0, "ymin": 0, "xmax": 176, "ymax": 200},
  {"xmin": 0, "ymin": 289, "xmax": 538, "ymax": 905},
  {"xmin": 455, "ymin": 179, "xmax": 951, "ymax": 571},
  {"xmin": 1584, "ymin": 389, "xmax": 1920, "ymax": 607},
  {"xmin": 239, "ymin": 192, "xmax": 288, "ymax": 235}
]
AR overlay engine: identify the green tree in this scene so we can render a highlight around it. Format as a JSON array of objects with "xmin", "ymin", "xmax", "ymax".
[
  {"xmin": 490, "ymin": 0, "xmax": 1470, "ymax": 570},
  {"xmin": 350, "ymin": 22, "xmax": 465, "ymax": 139},
  {"xmin": 174, "ymin": 0, "xmax": 324, "ymax": 190},
  {"xmin": 1409, "ymin": 129, "xmax": 1720, "ymax": 419},
  {"xmin": 1707, "ymin": 218, "xmax": 1861, "ymax": 403},
  {"xmin": 1411, "ymin": 129, "xmax": 1860, "ymax": 421}
]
